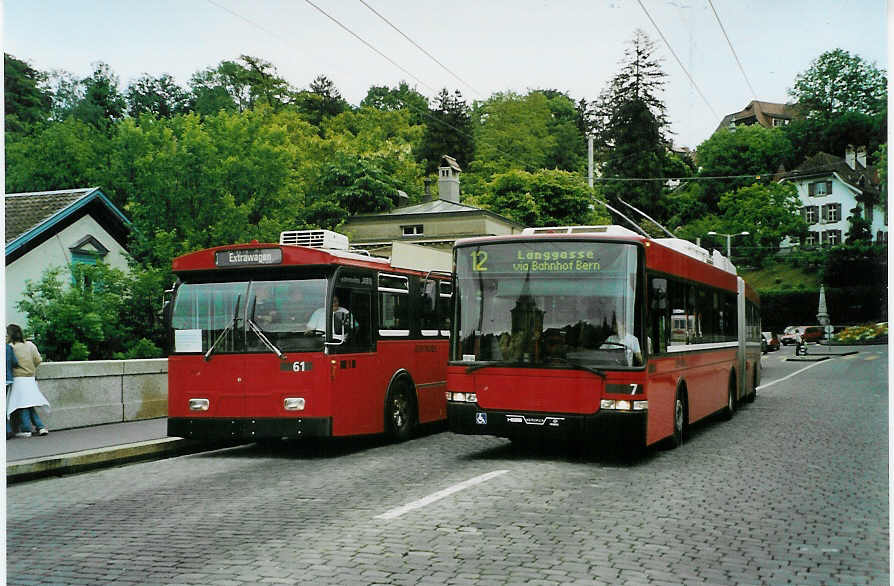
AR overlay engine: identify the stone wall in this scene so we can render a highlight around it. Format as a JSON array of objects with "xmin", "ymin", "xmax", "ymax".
[{"xmin": 30, "ymin": 359, "xmax": 167, "ymax": 430}]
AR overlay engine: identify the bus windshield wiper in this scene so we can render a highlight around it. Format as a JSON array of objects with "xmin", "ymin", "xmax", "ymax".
[
  {"xmin": 549, "ymin": 357, "xmax": 606, "ymax": 379},
  {"xmin": 204, "ymin": 295, "xmax": 241, "ymax": 362},
  {"xmin": 247, "ymin": 319, "xmax": 286, "ymax": 360},
  {"xmin": 466, "ymin": 358, "xmax": 605, "ymax": 378}
]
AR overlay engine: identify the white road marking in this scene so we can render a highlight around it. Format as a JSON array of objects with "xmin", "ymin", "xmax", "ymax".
[
  {"xmin": 757, "ymin": 360, "xmax": 835, "ymax": 391},
  {"xmin": 375, "ymin": 470, "xmax": 509, "ymax": 520}
]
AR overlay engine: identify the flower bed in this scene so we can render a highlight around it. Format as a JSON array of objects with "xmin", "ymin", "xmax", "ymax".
[{"xmin": 831, "ymin": 322, "xmax": 888, "ymax": 344}]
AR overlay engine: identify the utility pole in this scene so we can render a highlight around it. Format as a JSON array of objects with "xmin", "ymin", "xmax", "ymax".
[{"xmin": 588, "ymin": 135, "xmax": 594, "ymax": 188}]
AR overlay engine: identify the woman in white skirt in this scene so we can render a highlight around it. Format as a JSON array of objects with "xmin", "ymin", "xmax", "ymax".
[{"xmin": 7, "ymin": 324, "xmax": 49, "ymax": 437}]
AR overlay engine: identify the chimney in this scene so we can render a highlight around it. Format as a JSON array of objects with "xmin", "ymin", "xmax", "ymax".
[
  {"xmin": 856, "ymin": 145, "xmax": 867, "ymax": 168},
  {"xmin": 438, "ymin": 155, "xmax": 461, "ymax": 203},
  {"xmin": 423, "ymin": 178, "xmax": 432, "ymax": 202},
  {"xmin": 845, "ymin": 144, "xmax": 856, "ymax": 169}
]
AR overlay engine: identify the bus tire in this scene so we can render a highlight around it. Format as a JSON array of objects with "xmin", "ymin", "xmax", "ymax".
[
  {"xmin": 746, "ymin": 366, "xmax": 758, "ymax": 403},
  {"xmin": 385, "ymin": 378, "xmax": 417, "ymax": 442},
  {"xmin": 722, "ymin": 372, "xmax": 736, "ymax": 420},
  {"xmin": 670, "ymin": 388, "xmax": 686, "ymax": 449}
]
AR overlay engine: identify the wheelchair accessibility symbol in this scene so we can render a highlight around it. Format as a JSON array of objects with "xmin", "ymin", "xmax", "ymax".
[{"xmin": 475, "ymin": 412, "xmax": 487, "ymax": 425}]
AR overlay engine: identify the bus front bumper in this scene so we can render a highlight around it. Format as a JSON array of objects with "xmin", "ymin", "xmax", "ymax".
[
  {"xmin": 168, "ymin": 417, "xmax": 332, "ymax": 440},
  {"xmin": 447, "ymin": 402, "xmax": 647, "ymax": 443}
]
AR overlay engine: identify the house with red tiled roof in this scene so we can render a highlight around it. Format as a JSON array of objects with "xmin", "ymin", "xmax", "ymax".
[
  {"xmin": 714, "ymin": 100, "xmax": 801, "ymax": 134},
  {"xmin": 5, "ymin": 187, "xmax": 132, "ymax": 328}
]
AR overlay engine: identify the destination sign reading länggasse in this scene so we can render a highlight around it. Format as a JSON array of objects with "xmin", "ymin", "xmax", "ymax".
[
  {"xmin": 468, "ymin": 248, "xmax": 601, "ymax": 273},
  {"xmin": 215, "ymin": 248, "xmax": 283, "ymax": 267}
]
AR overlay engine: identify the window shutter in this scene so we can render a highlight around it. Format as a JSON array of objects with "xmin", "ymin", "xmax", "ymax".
[
  {"xmin": 826, "ymin": 181, "xmax": 832, "ymax": 194},
  {"xmin": 801, "ymin": 207, "xmax": 807, "ymax": 221},
  {"xmin": 808, "ymin": 182, "xmax": 816, "ymax": 196}
]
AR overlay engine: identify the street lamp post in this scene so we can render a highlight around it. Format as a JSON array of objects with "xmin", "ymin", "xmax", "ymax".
[{"xmin": 707, "ymin": 230, "xmax": 749, "ymax": 258}]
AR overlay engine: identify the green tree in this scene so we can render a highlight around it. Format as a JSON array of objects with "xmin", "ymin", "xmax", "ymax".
[
  {"xmin": 596, "ymin": 30, "xmax": 670, "ymax": 221},
  {"xmin": 790, "ymin": 49, "xmax": 887, "ymax": 120},
  {"xmin": 4, "ymin": 53, "xmax": 52, "ymax": 133},
  {"xmin": 188, "ymin": 56, "xmax": 294, "ymax": 115},
  {"xmin": 52, "ymin": 62, "xmax": 127, "ymax": 131},
  {"xmin": 360, "ymin": 81, "xmax": 429, "ymax": 125},
  {"xmin": 472, "ymin": 91, "xmax": 556, "ymax": 173},
  {"xmin": 784, "ymin": 111, "xmax": 886, "ymax": 168},
  {"xmin": 694, "ymin": 124, "xmax": 793, "ymax": 212},
  {"xmin": 294, "ymin": 74, "xmax": 350, "ymax": 128},
  {"xmin": 5, "ymin": 117, "xmax": 110, "ymax": 193},
  {"xmin": 17, "ymin": 263, "xmax": 162, "ymax": 361},
  {"xmin": 845, "ymin": 205, "xmax": 873, "ymax": 243},
  {"xmin": 126, "ymin": 73, "xmax": 190, "ymax": 118},
  {"xmin": 715, "ymin": 182, "xmax": 807, "ymax": 264},
  {"xmin": 468, "ymin": 168, "xmax": 608, "ymax": 227},
  {"xmin": 108, "ymin": 108, "xmax": 316, "ymax": 268},
  {"xmin": 417, "ymin": 88, "xmax": 474, "ymax": 173},
  {"xmin": 309, "ymin": 153, "xmax": 400, "ymax": 220}
]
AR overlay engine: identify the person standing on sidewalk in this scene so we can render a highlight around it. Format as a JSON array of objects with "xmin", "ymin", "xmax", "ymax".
[
  {"xmin": 6, "ymin": 341, "xmax": 18, "ymax": 439},
  {"xmin": 7, "ymin": 324, "xmax": 49, "ymax": 437}
]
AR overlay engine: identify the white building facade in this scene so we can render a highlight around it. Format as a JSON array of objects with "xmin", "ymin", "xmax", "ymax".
[{"xmin": 780, "ymin": 148, "xmax": 886, "ymax": 249}]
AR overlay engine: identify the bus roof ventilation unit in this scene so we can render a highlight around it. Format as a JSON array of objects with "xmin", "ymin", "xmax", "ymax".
[
  {"xmin": 521, "ymin": 225, "xmax": 641, "ymax": 237},
  {"xmin": 279, "ymin": 229, "xmax": 350, "ymax": 250},
  {"xmin": 654, "ymin": 237, "xmax": 736, "ymax": 274}
]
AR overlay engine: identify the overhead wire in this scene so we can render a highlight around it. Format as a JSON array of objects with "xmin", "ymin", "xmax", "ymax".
[
  {"xmin": 706, "ymin": 0, "xmax": 758, "ymax": 101},
  {"xmin": 635, "ymin": 0, "xmax": 719, "ymax": 120},
  {"xmin": 357, "ymin": 0, "xmax": 484, "ymax": 98},
  {"xmin": 303, "ymin": 0, "xmax": 439, "ymax": 95},
  {"xmin": 209, "ymin": 0, "xmax": 749, "ymax": 211}
]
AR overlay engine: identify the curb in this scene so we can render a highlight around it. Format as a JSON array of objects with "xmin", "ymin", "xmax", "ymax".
[
  {"xmin": 6, "ymin": 437, "xmax": 205, "ymax": 483},
  {"xmin": 785, "ymin": 350, "xmax": 859, "ymax": 362}
]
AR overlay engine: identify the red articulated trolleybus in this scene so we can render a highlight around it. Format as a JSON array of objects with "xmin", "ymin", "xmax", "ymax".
[
  {"xmin": 166, "ymin": 230, "xmax": 453, "ymax": 441},
  {"xmin": 446, "ymin": 225, "xmax": 761, "ymax": 450}
]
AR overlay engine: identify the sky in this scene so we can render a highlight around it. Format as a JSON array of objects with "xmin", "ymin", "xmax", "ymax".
[{"xmin": 3, "ymin": 0, "xmax": 888, "ymax": 149}]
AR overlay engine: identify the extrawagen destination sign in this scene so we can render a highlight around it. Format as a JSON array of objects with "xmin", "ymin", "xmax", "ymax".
[{"xmin": 215, "ymin": 248, "xmax": 283, "ymax": 267}]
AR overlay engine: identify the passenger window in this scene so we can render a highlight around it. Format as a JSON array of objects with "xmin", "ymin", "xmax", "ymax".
[{"xmin": 379, "ymin": 274, "xmax": 409, "ymax": 336}]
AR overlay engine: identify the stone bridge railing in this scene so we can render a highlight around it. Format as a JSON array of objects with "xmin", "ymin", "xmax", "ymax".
[{"xmin": 28, "ymin": 359, "xmax": 168, "ymax": 430}]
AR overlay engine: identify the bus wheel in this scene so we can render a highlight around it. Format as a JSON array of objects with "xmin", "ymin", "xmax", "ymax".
[
  {"xmin": 722, "ymin": 374, "xmax": 736, "ymax": 420},
  {"xmin": 670, "ymin": 390, "xmax": 686, "ymax": 448},
  {"xmin": 386, "ymin": 380, "xmax": 417, "ymax": 442},
  {"xmin": 746, "ymin": 367, "xmax": 758, "ymax": 403}
]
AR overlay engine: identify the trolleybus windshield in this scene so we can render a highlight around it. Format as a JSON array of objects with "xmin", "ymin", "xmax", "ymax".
[
  {"xmin": 453, "ymin": 241, "xmax": 642, "ymax": 369},
  {"xmin": 170, "ymin": 278, "xmax": 328, "ymax": 355}
]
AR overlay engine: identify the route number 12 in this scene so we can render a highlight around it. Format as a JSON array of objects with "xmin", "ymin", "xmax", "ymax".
[{"xmin": 470, "ymin": 251, "xmax": 488, "ymax": 271}]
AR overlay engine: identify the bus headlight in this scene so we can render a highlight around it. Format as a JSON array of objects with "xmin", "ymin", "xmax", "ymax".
[
  {"xmin": 446, "ymin": 392, "xmax": 478, "ymax": 403},
  {"xmin": 284, "ymin": 397, "xmax": 306, "ymax": 411},
  {"xmin": 189, "ymin": 398, "xmax": 210, "ymax": 411},
  {"xmin": 600, "ymin": 400, "xmax": 648, "ymax": 411}
]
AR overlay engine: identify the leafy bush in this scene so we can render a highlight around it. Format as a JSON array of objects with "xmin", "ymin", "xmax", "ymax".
[{"xmin": 17, "ymin": 261, "xmax": 166, "ymax": 361}]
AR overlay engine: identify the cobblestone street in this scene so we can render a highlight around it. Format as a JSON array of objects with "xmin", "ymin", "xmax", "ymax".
[{"xmin": 7, "ymin": 348, "xmax": 888, "ymax": 585}]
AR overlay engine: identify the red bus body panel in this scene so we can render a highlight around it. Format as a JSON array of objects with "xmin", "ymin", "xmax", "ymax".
[
  {"xmin": 168, "ymin": 241, "xmax": 448, "ymax": 439},
  {"xmin": 447, "ymin": 232, "xmax": 759, "ymax": 448}
]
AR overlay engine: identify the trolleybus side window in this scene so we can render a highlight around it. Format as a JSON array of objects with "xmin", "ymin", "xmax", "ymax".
[
  {"xmin": 439, "ymin": 281, "xmax": 453, "ymax": 336},
  {"xmin": 418, "ymin": 278, "xmax": 440, "ymax": 337},
  {"xmin": 379, "ymin": 274, "xmax": 410, "ymax": 337}
]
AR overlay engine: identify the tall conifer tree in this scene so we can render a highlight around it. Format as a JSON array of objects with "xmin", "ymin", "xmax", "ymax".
[{"xmin": 595, "ymin": 30, "xmax": 670, "ymax": 222}]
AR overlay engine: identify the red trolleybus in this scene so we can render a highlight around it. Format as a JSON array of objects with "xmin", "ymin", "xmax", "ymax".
[
  {"xmin": 166, "ymin": 230, "xmax": 453, "ymax": 441},
  {"xmin": 446, "ymin": 225, "xmax": 760, "ymax": 450}
]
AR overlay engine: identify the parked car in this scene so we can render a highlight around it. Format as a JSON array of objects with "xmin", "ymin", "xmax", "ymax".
[
  {"xmin": 780, "ymin": 326, "xmax": 803, "ymax": 345},
  {"xmin": 761, "ymin": 331, "xmax": 780, "ymax": 353},
  {"xmin": 780, "ymin": 325, "xmax": 825, "ymax": 345}
]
